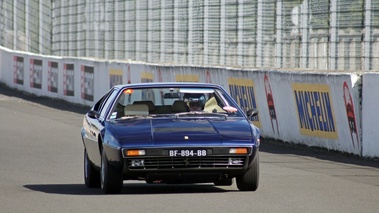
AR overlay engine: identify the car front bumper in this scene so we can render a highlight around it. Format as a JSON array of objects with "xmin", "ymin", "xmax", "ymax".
[{"xmin": 116, "ymin": 146, "xmax": 259, "ymax": 182}]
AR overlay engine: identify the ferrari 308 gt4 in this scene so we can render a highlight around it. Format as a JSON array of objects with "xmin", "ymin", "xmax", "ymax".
[{"xmin": 81, "ymin": 82, "xmax": 260, "ymax": 194}]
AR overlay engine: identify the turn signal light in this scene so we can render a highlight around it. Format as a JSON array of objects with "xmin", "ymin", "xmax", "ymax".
[
  {"xmin": 229, "ymin": 148, "xmax": 248, "ymax": 154},
  {"xmin": 126, "ymin": 149, "xmax": 145, "ymax": 156}
]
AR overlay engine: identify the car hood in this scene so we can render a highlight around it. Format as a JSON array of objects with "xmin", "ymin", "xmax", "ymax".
[{"xmin": 108, "ymin": 117, "xmax": 253, "ymax": 146}]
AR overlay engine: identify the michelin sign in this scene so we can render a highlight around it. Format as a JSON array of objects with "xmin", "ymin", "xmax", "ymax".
[{"xmin": 292, "ymin": 83, "xmax": 338, "ymax": 139}]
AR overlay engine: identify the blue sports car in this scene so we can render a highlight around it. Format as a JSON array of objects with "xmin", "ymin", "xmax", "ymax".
[{"xmin": 81, "ymin": 82, "xmax": 260, "ymax": 194}]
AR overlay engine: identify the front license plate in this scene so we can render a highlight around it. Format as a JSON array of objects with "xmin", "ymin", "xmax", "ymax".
[{"xmin": 169, "ymin": 149, "xmax": 207, "ymax": 157}]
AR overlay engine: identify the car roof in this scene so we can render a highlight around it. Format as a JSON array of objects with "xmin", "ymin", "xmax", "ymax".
[{"xmin": 114, "ymin": 82, "xmax": 224, "ymax": 90}]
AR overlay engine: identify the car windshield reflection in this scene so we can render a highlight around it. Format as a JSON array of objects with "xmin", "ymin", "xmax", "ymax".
[{"xmin": 107, "ymin": 87, "xmax": 242, "ymax": 120}]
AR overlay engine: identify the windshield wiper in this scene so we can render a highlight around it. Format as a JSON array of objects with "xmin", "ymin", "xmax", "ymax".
[
  {"xmin": 114, "ymin": 115, "xmax": 152, "ymax": 120},
  {"xmin": 175, "ymin": 111, "xmax": 227, "ymax": 119}
]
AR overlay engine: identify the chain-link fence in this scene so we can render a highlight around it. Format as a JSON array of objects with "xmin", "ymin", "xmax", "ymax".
[
  {"xmin": 0, "ymin": 0, "xmax": 52, "ymax": 54},
  {"xmin": 1, "ymin": 0, "xmax": 379, "ymax": 71}
]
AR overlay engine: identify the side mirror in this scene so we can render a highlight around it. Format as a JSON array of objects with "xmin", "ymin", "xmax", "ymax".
[
  {"xmin": 246, "ymin": 108, "xmax": 258, "ymax": 117},
  {"xmin": 87, "ymin": 110, "xmax": 99, "ymax": 119}
]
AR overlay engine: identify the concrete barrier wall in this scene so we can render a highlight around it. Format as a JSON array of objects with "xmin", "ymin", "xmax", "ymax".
[
  {"xmin": 361, "ymin": 74, "xmax": 379, "ymax": 158},
  {"xmin": 1, "ymin": 46, "xmax": 377, "ymax": 158}
]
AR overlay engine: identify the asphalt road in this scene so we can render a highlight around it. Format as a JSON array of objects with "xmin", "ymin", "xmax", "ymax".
[{"xmin": 1, "ymin": 84, "xmax": 379, "ymax": 213}]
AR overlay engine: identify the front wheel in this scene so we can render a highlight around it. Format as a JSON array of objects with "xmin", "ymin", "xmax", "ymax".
[
  {"xmin": 84, "ymin": 149, "xmax": 100, "ymax": 188},
  {"xmin": 101, "ymin": 150, "xmax": 123, "ymax": 194},
  {"xmin": 236, "ymin": 152, "xmax": 259, "ymax": 191}
]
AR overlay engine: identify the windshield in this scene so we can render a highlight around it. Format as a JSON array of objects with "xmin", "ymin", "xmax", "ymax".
[{"xmin": 108, "ymin": 86, "xmax": 242, "ymax": 120}]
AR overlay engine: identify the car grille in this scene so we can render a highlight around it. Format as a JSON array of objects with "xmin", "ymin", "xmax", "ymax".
[{"xmin": 127, "ymin": 156, "xmax": 246, "ymax": 170}]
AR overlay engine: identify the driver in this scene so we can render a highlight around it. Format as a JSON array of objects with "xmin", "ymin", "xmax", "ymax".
[
  {"xmin": 184, "ymin": 93, "xmax": 206, "ymax": 111},
  {"xmin": 188, "ymin": 100, "xmax": 202, "ymax": 111}
]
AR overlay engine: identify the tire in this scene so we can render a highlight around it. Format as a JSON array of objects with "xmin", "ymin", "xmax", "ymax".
[
  {"xmin": 236, "ymin": 151, "xmax": 259, "ymax": 191},
  {"xmin": 214, "ymin": 178, "xmax": 233, "ymax": 186},
  {"xmin": 101, "ymin": 150, "xmax": 123, "ymax": 194},
  {"xmin": 84, "ymin": 149, "xmax": 100, "ymax": 188}
]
